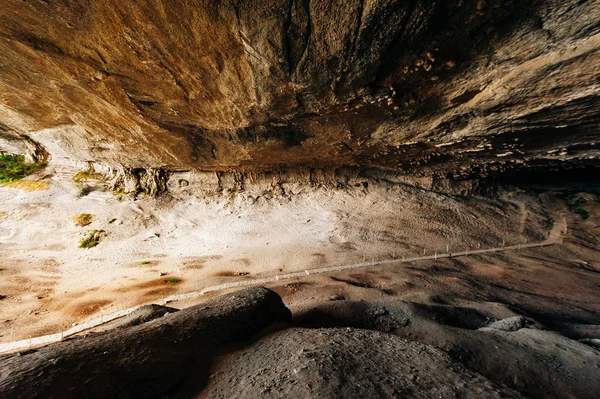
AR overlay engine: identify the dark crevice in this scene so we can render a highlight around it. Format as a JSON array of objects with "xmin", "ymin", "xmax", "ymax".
[
  {"xmin": 289, "ymin": 0, "xmax": 312, "ymax": 80},
  {"xmin": 283, "ymin": 0, "xmax": 295, "ymax": 77},
  {"xmin": 336, "ymin": 0, "xmax": 366, "ymax": 94}
]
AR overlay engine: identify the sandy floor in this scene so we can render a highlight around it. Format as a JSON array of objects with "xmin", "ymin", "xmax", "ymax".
[{"xmin": 0, "ymin": 167, "xmax": 595, "ymax": 342}]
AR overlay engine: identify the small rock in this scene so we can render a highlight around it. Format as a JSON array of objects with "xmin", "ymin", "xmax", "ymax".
[
  {"xmin": 579, "ymin": 338, "xmax": 600, "ymax": 349},
  {"xmin": 373, "ymin": 307, "xmax": 388, "ymax": 317},
  {"xmin": 481, "ymin": 316, "xmax": 542, "ymax": 332}
]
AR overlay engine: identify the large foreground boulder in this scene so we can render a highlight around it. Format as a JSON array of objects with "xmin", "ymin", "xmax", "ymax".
[
  {"xmin": 294, "ymin": 300, "xmax": 600, "ymax": 398},
  {"xmin": 197, "ymin": 327, "xmax": 523, "ymax": 398},
  {"xmin": 0, "ymin": 287, "xmax": 292, "ymax": 398}
]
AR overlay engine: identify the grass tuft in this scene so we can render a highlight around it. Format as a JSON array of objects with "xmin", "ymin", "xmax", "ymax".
[
  {"xmin": 72, "ymin": 169, "xmax": 104, "ymax": 183},
  {"xmin": 574, "ymin": 208, "xmax": 590, "ymax": 220},
  {"xmin": 564, "ymin": 193, "xmax": 591, "ymax": 220},
  {"xmin": 79, "ymin": 230, "xmax": 104, "ymax": 249},
  {"xmin": 73, "ymin": 213, "xmax": 94, "ymax": 227},
  {"xmin": 0, "ymin": 154, "xmax": 45, "ymax": 183}
]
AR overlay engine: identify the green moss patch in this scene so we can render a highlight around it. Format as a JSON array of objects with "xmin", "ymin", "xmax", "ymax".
[
  {"xmin": 0, "ymin": 154, "xmax": 46, "ymax": 183},
  {"xmin": 79, "ymin": 230, "xmax": 105, "ymax": 249}
]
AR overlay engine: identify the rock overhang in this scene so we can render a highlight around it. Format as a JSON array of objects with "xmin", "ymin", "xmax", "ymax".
[{"xmin": 0, "ymin": 0, "xmax": 598, "ymax": 179}]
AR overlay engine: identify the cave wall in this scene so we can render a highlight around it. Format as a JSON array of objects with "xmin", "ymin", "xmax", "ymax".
[{"xmin": 0, "ymin": 0, "xmax": 598, "ymax": 177}]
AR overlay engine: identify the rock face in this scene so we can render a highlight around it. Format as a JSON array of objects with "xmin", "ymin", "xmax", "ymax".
[
  {"xmin": 198, "ymin": 327, "xmax": 524, "ymax": 398},
  {"xmin": 112, "ymin": 304, "xmax": 179, "ymax": 328},
  {"xmin": 0, "ymin": 287, "xmax": 292, "ymax": 399},
  {"xmin": 0, "ymin": 1, "xmax": 598, "ymax": 181},
  {"xmin": 2, "ymin": 286, "xmax": 599, "ymax": 398},
  {"xmin": 294, "ymin": 300, "xmax": 600, "ymax": 399}
]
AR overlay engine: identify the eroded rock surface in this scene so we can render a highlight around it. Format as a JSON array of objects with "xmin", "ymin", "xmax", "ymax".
[
  {"xmin": 198, "ymin": 327, "xmax": 524, "ymax": 399},
  {"xmin": 293, "ymin": 300, "xmax": 600, "ymax": 399},
  {"xmin": 113, "ymin": 304, "xmax": 179, "ymax": 329},
  {"xmin": 0, "ymin": 0, "xmax": 598, "ymax": 182},
  {"xmin": 0, "ymin": 287, "xmax": 292, "ymax": 399}
]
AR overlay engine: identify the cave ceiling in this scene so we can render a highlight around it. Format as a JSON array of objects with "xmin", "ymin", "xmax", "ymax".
[{"xmin": 0, "ymin": 0, "xmax": 598, "ymax": 179}]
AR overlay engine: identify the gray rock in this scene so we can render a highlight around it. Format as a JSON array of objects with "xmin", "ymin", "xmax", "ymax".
[
  {"xmin": 199, "ymin": 328, "xmax": 524, "ymax": 399},
  {"xmin": 0, "ymin": 287, "xmax": 292, "ymax": 399},
  {"xmin": 113, "ymin": 304, "xmax": 179, "ymax": 329},
  {"xmin": 480, "ymin": 316, "xmax": 543, "ymax": 332}
]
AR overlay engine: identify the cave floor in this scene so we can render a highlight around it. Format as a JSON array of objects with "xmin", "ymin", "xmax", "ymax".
[{"xmin": 0, "ymin": 174, "xmax": 598, "ymax": 345}]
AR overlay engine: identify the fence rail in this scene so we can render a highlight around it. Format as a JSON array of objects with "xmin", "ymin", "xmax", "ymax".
[{"xmin": 0, "ymin": 231, "xmax": 563, "ymax": 354}]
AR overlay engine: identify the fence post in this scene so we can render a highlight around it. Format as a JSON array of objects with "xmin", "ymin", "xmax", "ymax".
[{"xmin": 434, "ymin": 252, "xmax": 437, "ymax": 260}]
